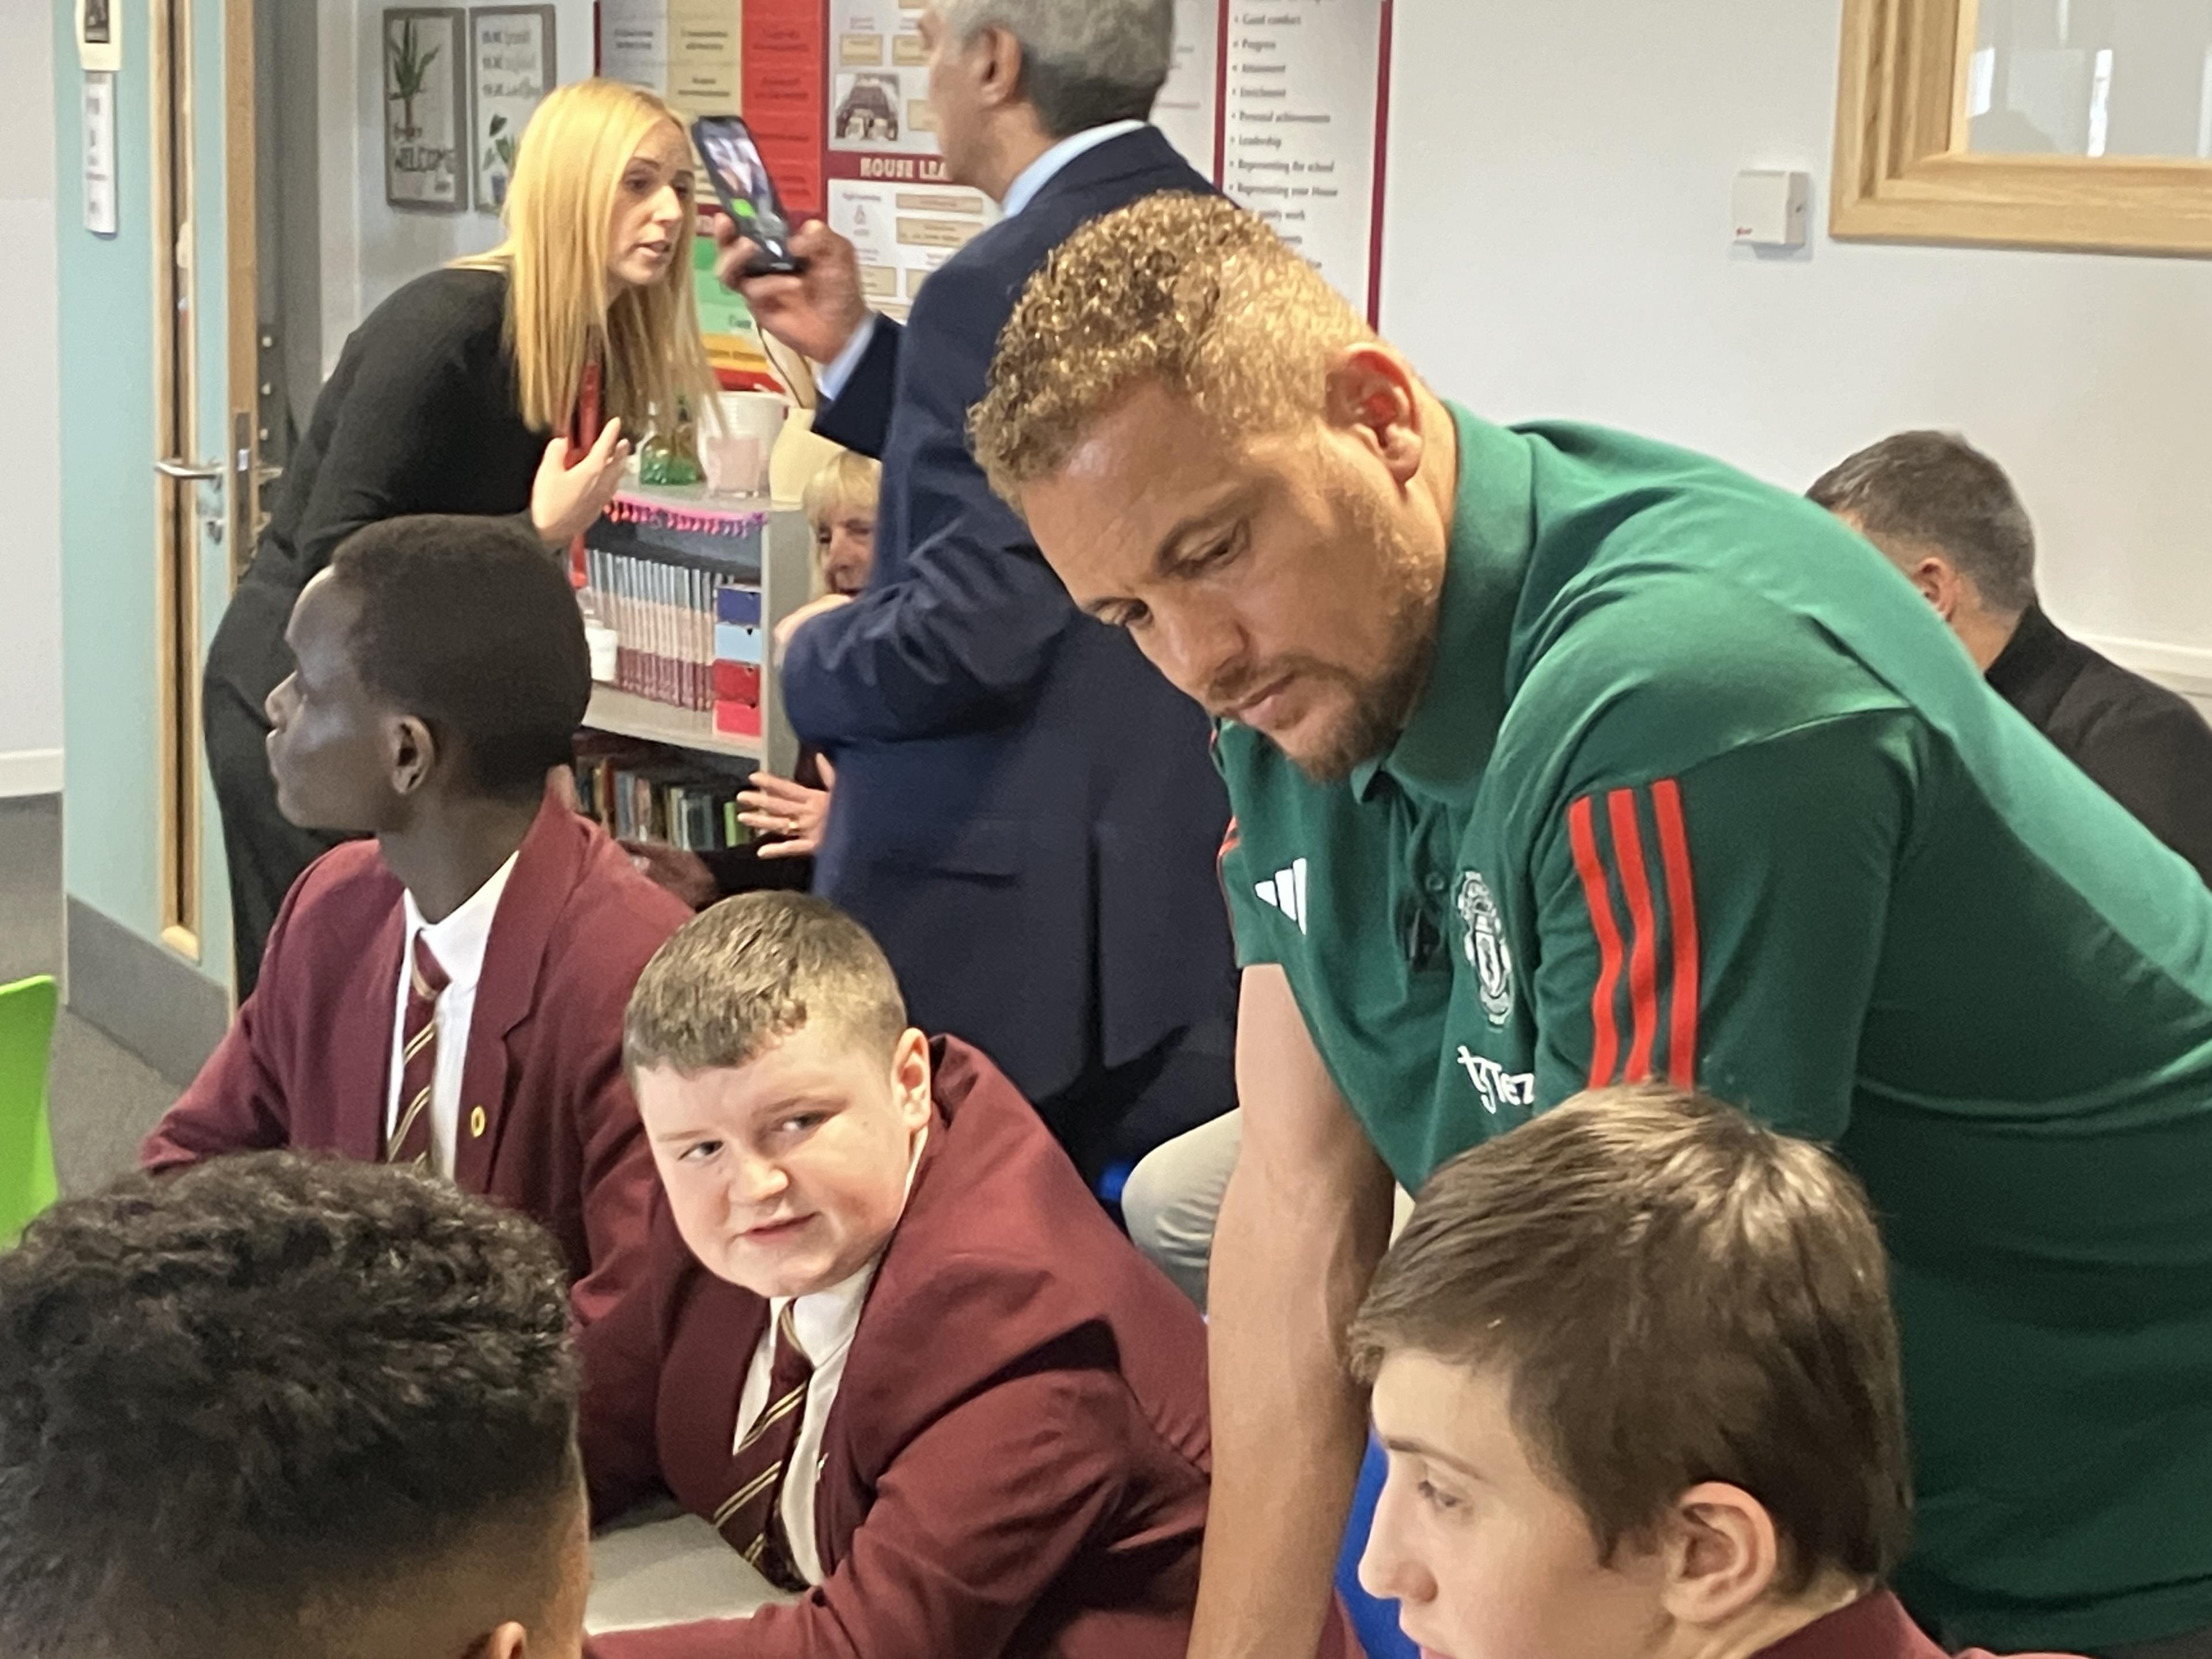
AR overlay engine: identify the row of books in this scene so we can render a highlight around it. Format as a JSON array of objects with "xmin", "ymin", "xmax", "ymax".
[
  {"xmin": 571, "ymin": 739, "xmax": 755, "ymax": 854},
  {"xmin": 584, "ymin": 548, "xmax": 764, "ymax": 729}
]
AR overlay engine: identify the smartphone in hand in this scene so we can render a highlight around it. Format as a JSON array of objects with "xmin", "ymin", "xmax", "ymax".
[{"xmin": 691, "ymin": 115, "xmax": 805, "ymax": 276}]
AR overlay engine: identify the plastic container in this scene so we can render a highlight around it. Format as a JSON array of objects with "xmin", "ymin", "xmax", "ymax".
[
  {"xmin": 705, "ymin": 391, "xmax": 787, "ymax": 496},
  {"xmin": 585, "ymin": 622, "xmax": 619, "ymax": 684}
]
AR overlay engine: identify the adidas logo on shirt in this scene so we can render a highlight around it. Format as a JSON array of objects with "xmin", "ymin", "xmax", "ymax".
[{"xmin": 1254, "ymin": 857, "xmax": 1309, "ymax": 935}]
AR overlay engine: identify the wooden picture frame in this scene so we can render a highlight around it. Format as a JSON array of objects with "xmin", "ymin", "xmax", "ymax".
[
  {"xmin": 470, "ymin": 5, "xmax": 556, "ymax": 213},
  {"xmin": 383, "ymin": 6, "xmax": 467, "ymax": 211},
  {"xmin": 1832, "ymin": 0, "xmax": 2212, "ymax": 256}
]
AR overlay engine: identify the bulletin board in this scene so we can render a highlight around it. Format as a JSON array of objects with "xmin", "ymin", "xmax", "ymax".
[{"xmin": 594, "ymin": 0, "xmax": 1391, "ymax": 321}]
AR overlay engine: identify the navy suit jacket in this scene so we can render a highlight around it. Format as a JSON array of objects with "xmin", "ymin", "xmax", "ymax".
[{"xmin": 787, "ymin": 127, "xmax": 1233, "ymax": 1103}]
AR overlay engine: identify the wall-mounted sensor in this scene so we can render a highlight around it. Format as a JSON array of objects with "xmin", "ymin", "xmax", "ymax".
[{"xmin": 1732, "ymin": 169, "xmax": 1810, "ymax": 248}]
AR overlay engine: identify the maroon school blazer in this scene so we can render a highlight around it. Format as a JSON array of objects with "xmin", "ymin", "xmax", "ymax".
[
  {"xmin": 142, "ymin": 793, "xmax": 691, "ymax": 1322},
  {"xmin": 580, "ymin": 1037, "xmax": 1353, "ymax": 1659},
  {"xmin": 1756, "ymin": 1590, "xmax": 2088, "ymax": 1659}
]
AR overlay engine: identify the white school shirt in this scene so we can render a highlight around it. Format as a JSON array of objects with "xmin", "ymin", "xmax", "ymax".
[
  {"xmin": 383, "ymin": 854, "xmax": 516, "ymax": 1177},
  {"xmin": 811, "ymin": 120, "xmax": 1150, "ymax": 402},
  {"xmin": 730, "ymin": 1124, "xmax": 929, "ymax": 1586}
]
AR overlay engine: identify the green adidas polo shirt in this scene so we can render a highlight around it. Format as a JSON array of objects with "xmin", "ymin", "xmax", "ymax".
[{"xmin": 1216, "ymin": 407, "xmax": 2212, "ymax": 1652}]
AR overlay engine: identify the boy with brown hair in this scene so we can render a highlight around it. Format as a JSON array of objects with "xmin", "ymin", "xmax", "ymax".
[{"xmin": 1349, "ymin": 1086, "xmax": 2083, "ymax": 1659}]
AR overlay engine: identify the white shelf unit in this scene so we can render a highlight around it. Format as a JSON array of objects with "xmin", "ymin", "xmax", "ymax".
[
  {"xmin": 584, "ymin": 685, "xmax": 762, "ymax": 763},
  {"xmin": 579, "ymin": 492, "xmax": 815, "ymax": 781}
]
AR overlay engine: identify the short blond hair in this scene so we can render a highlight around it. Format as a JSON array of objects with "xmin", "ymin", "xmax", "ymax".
[
  {"xmin": 626, "ymin": 893, "xmax": 908, "ymax": 1077},
  {"xmin": 971, "ymin": 193, "xmax": 1374, "ymax": 505},
  {"xmin": 800, "ymin": 450, "xmax": 882, "ymax": 538}
]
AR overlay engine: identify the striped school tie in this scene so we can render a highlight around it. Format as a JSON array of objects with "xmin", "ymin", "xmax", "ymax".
[
  {"xmin": 384, "ymin": 934, "xmax": 448, "ymax": 1168},
  {"xmin": 713, "ymin": 1302, "xmax": 815, "ymax": 1591}
]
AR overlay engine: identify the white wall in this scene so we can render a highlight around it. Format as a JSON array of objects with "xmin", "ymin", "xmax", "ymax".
[
  {"xmin": 0, "ymin": 0, "xmax": 65, "ymax": 794},
  {"xmin": 319, "ymin": 0, "xmax": 598, "ymax": 373},
  {"xmin": 1382, "ymin": 0, "xmax": 2212, "ymax": 714}
]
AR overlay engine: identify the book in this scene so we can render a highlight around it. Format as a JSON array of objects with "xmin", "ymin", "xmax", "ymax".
[{"xmin": 567, "ymin": 734, "xmax": 756, "ymax": 853}]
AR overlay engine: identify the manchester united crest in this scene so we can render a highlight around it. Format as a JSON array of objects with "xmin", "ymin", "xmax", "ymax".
[{"xmin": 1457, "ymin": 871, "xmax": 1514, "ymax": 1027}]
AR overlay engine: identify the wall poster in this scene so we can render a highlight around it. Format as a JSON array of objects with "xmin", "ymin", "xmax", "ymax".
[
  {"xmin": 384, "ymin": 7, "xmax": 469, "ymax": 210},
  {"xmin": 1217, "ymin": 0, "xmax": 1392, "ymax": 323},
  {"xmin": 599, "ymin": 0, "xmax": 670, "ymax": 96},
  {"xmin": 742, "ymin": 0, "xmax": 829, "ymax": 215},
  {"xmin": 471, "ymin": 5, "xmax": 555, "ymax": 211},
  {"xmin": 590, "ymin": 0, "xmax": 1389, "ymax": 317},
  {"xmin": 1154, "ymin": 0, "xmax": 1221, "ymax": 176},
  {"xmin": 823, "ymin": 0, "xmax": 993, "ymax": 321},
  {"xmin": 668, "ymin": 0, "xmax": 744, "ymax": 117},
  {"xmin": 82, "ymin": 72, "xmax": 118, "ymax": 236}
]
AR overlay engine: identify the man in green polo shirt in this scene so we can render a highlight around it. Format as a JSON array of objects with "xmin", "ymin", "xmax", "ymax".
[{"xmin": 972, "ymin": 194, "xmax": 2212, "ymax": 1659}]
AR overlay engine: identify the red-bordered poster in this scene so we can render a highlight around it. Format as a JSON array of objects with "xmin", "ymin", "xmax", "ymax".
[
  {"xmin": 598, "ymin": 0, "xmax": 1390, "ymax": 323},
  {"xmin": 1215, "ymin": 0, "xmax": 1393, "ymax": 325},
  {"xmin": 742, "ymin": 0, "xmax": 828, "ymax": 215},
  {"xmin": 820, "ymin": 0, "xmax": 991, "ymax": 321}
]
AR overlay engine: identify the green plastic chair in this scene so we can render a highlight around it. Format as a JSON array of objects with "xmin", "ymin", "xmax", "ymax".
[{"xmin": 0, "ymin": 975, "xmax": 60, "ymax": 1247}]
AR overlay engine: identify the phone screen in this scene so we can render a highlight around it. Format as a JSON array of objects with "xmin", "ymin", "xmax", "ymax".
[{"xmin": 691, "ymin": 116, "xmax": 802, "ymax": 275}]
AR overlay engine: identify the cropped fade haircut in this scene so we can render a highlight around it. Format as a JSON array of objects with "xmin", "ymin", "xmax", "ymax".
[
  {"xmin": 973, "ymin": 192, "xmax": 1376, "ymax": 506},
  {"xmin": 939, "ymin": 0, "xmax": 1174, "ymax": 138},
  {"xmin": 0, "ymin": 1153, "xmax": 580, "ymax": 1659},
  {"xmin": 329, "ymin": 513, "xmax": 590, "ymax": 800},
  {"xmin": 627, "ymin": 892, "xmax": 910, "ymax": 1075},
  {"xmin": 1350, "ymin": 1087, "xmax": 1911, "ymax": 1592},
  {"xmin": 1806, "ymin": 430, "xmax": 2038, "ymax": 616}
]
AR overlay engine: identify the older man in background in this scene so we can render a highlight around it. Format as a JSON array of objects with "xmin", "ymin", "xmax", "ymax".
[{"xmin": 1810, "ymin": 430, "xmax": 2212, "ymax": 884}]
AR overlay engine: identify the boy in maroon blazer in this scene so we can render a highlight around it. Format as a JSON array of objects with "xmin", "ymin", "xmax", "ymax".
[
  {"xmin": 143, "ymin": 516, "xmax": 691, "ymax": 1321},
  {"xmin": 580, "ymin": 892, "xmax": 1351, "ymax": 1659},
  {"xmin": 1350, "ymin": 1088, "xmax": 2086, "ymax": 1659}
]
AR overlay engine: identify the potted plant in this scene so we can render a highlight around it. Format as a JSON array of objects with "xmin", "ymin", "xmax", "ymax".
[
  {"xmin": 483, "ymin": 112, "xmax": 518, "ymax": 207},
  {"xmin": 388, "ymin": 18, "xmax": 440, "ymax": 138}
]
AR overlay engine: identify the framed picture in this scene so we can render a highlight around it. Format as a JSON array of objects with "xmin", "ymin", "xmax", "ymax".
[
  {"xmin": 471, "ymin": 5, "xmax": 556, "ymax": 213},
  {"xmin": 384, "ymin": 7, "xmax": 467, "ymax": 210},
  {"xmin": 75, "ymin": 0, "xmax": 122, "ymax": 73}
]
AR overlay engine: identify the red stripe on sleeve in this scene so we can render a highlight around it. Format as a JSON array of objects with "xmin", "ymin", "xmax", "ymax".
[
  {"xmin": 1651, "ymin": 778, "xmax": 1701, "ymax": 1087},
  {"xmin": 1568, "ymin": 795, "xmax": 1624, "ymax": 1087},
  {"xmin": 1608, "ymin": 788, "xmax": 1662, "ymax": 1083}
]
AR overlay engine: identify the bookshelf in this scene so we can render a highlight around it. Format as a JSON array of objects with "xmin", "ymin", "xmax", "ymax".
[
  {"xmin": 578, "ymin": 488, "xmax": 815, "ymax": 782},
  {"xmin": 584, "ymin": 685, "xmax": 762, "ymax": 762}
]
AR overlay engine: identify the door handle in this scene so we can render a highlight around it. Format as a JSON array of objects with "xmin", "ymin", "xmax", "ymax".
[{"xmin": 154, "ymin": 456, "xmax": 225, "ymax": 482}]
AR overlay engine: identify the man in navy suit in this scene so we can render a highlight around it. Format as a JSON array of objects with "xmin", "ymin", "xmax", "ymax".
[{"xmin": 720, "ymin": 0, "xmax": 1234, "ymax": 1185}]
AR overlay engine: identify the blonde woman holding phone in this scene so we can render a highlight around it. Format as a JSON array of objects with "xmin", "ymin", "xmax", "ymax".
[{"xmin": 204, "ymin": 78, "xmax": 719, "ymax": 997}]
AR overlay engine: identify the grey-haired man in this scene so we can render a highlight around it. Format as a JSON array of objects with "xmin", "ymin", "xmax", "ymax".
[{"xmin": 714, "ymin": 0, "xmax": 1242, "ymax": 1187}]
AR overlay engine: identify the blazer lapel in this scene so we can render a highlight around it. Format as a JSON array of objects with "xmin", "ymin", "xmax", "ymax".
[
  {"xmin": 449, "ymin": 793, "xmax": 588, "ymax": 1193},
  {"xmin": 718, "ymin": 1291, "xmax": 774, "ymax": 1480},
  {"xmin": 812, "ymin": 1104, "xmax": 949, "ymax": 1573},
  {"xmin": 347, "ymin": 905, "xmax": 409, "ymax": 1163},
  {"xmin": 639, "ymin": 1277, "xmax": 771, "ymax": 1527}
]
